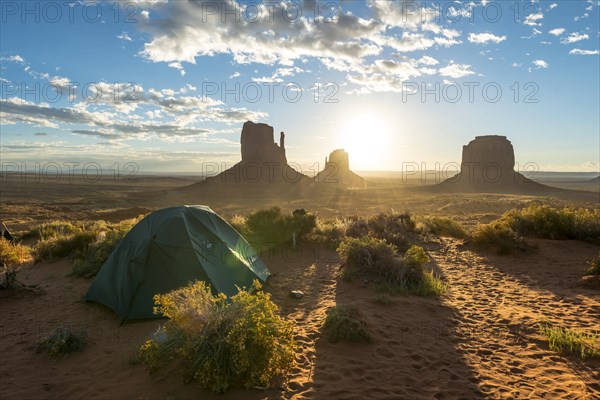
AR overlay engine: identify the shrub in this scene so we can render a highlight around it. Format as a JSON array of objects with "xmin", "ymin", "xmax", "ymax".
[
  {"xmin": 377, "ymin": 270, "xmax": 448, "ymax": 297},
  {"xmin": 538, "ymin": 321, "xmax": 599, "ymax": 360},
  {"xmin": 307, "ymin": 218, "xmax": 349, "ymax": 250},
  {"xmin": 36, "ymin": 327, "xmax": 88, "ymax": 359},
  {"xmin": 70, "ymin": 218, "xmax": 138, "ymax": 278},
  {"xmin": 0, "ymin": 238, "xmax": 32, "ymax": 267},
  {"xmin": 371, "ymin": 294, "xmax": 394, "ymax": 305},
  {"xmin": 472, "ymin": 223, "xmax": 524, "ymax": 255},
  {"xmin": 337, "ymin": 237, "xmax": 444, "ymax": 296},
  {"xmin": 585, "ymin": 253, "xmax": 600, "ymax": 276},
  {"xmin": 34, "ymin": 230, "xmax": 98, "ymax": 262},
  {"xmin": 138, "ymin": 280, "xmax": 295, "ymax": 393},
  {"xmin": 346, "ymin": 212, "xmax": 416, "ymax": 251},
  {"xmin": 337, "ymin": 235, "xmax": 397, "ymax": 279},
  {"xmin": 322, "ymin": 305, "xmax": 371, "ymax": 343},
  {"xmin": 471, "ymin": 204, "xmax": 600, "ymax": 254},
  {"xmin": 244, "ymin": 207, "xmax": 317, "ymax": 249},
  {"xmin": 497, "ymin": 204, "xmax": 599, "ymax": 243},
  {"xmin": 420, "ymin": 217, "xmax": 467, "ymax": 238},
  {"xmin": 21, "ymin": 221, "xmax": 83, "ymax": 240}
]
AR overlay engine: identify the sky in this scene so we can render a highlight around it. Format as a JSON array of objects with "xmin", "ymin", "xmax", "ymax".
[{"xmin": 1, "ymin": 0, "xmax": 599, "ymax": 175}]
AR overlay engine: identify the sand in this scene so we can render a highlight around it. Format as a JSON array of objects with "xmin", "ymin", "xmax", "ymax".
[{"xmin": 1, "ymin": 237, "xmax": 598, "ymax": 399}]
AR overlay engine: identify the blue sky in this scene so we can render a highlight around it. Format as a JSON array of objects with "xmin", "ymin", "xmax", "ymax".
[{"xmin": 1, "ymin": 0, "xmax": 599, "ymax": 174}]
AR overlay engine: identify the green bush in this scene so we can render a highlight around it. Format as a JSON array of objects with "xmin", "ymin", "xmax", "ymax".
[
  {"xmin": 323, "ymin": 305, "xmax": 371, "ymax": 343},
  {"xmin": 337, "ymin": 237, "xmax": 444, "ymax": 296},
  {"xmin": 585, "ymin": 253, "xmax": 600, "ymax": 276},
  {"xmin": 307, "ymin": 218, "xmax": 349, "ymax": 250},
  {"xmin": 472, "ymin": 204, "xmax": 600, "ymax": 254},
  {"xmin": 371, "ymin": 293, "xmax": 394, "ymax": 305},
  {"xmin": 36, "ymin": 327, "xmax": 88, "ymax": 358},
  {"xmin": 21, "ymin": 221, "xmax": 83, "ymax": 240},
  {"xmin": 337, "ymin": 235, "xmax": 398, "ymax": 279},
  {"xmin": 497, "ymin": 204, "xmax": 599, "ymax": 243},
  {"xmin": 70, "ymin": 218, "xmax": 138, "ymax": 278},
  {"xmin": 346, "ymin": 212, "xmax": 416, "ymax": 251},
  {"xmin": 34, "ymin": 230, "xmax": 98, "ymax": 262},
  {"xmin": 138, "ymin": 280, "xmax": 295, "ymax": 393},
  {"xmin": 420, "ymin": 217, "xmax": 467, "ymax": 238},
  {"xmin": 243, "ymin": 207, "xmax": 317, "ymax": 249},
  {"xmin": 472, "ymin": 223, "xmax": 524, "ymax": 255},
  {"xmin": 538, "ymin": 321, "xmax": 599, "ymax": 360}
]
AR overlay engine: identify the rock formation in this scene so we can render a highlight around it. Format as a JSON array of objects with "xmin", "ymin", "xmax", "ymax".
[
  {"xmin": 316, "ymin": 149, "xmax": 366, "ymax": 188},
  {"xmin": 436, "ymin": 135, "xmax": 552, "ymax": 193},
  {"xmin": 240, "ymin": 121, "xmax": 286, "ymax": 165},
  {"xmin": 459, "ymin": 135, "xmax": 516, "ymax": 184},
  {"xmin": 202, "ymin": 121, "xmax": 310, "ymax": 186}
]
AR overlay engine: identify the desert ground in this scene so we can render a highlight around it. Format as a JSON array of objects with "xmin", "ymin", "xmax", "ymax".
[{"xmin": 0, "ymin": 173, "xmax": 599, "ymax": 399}]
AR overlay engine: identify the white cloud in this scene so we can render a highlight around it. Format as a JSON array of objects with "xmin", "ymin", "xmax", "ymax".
[
  {"xmin": 524, "ymin": 12, "xmax": 543, "ymax": 26},
  {"xmin": 419, "ymin": 56, "xmax": 439, "ymax": 66},
  {"xmin": 569, "ymin": 48, "xmax": 600, "ymax": 55},
  {"xmin": 467, "ymin": 32, "xmax": 507, "ymax": 44},
  {"xmin": 117, "ymin": 32, "xmax": 132, "ymax": 41},
  {"xmin": 439, "ymin": 63, "xmax": 475, "ymax": 78},
  {"xmin": 561, "ymin": 32, "xmax": 589, "ymax": 44},
  {"xmin": 2, "ymin": 55, "xmax": 25, "ymax": 63},
  {"xmin": 167, "ymin": 62, "xmax": 186, "ymax": 76},
  {"xmin": 548, "ymin": 28, "xmax": 565, "ymax": 36},
  {"xmin": 548, "ymin": 3, "xmax": 558, "ymax": 10},
  {"xmin": 229, "ymin": 72, "xmax": 241, "ymax": 79},
  {"xmin": 133, "ymin": 0, "xmax": 462, "ymax": 94},
  {"xmin": 49, "ymin": 76, "xmax": 71, "ymax": 88},
  {"xmin": 532, "ymin": 59, "xmax": 548, "ymax": 69}
]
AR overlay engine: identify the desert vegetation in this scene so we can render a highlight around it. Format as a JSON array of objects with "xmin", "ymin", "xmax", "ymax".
[
  {"xmin": 138, "ymin": 280, "xmax": 295, "ymax": 393},
  {"xmin": 322, "ymin": 305, "xmax": 372, "ymax": 343},
  {"xmin": 538, "ymin": 321, "xmax": 599, "ymax": 360},
  {"xmin": 36, "ymin": 327, "xmax": 88, "ymax": 359},
  {"xmin": 585, "ymin": 253, "xmax": 600, "ymax": 276},
  {"xmin": 232, "ymin": 207, "xmax": 317, "ymax": 250},
  {"xmin": 472, "ymin": 203, "xmax": 600, "ymax": 254},
  {"xmin": 0, "ymin": 237, "xmax": 32, "ymax": 267},
  {"xmin": 22, "ymin": 218, "xmax": 141, "ymax": 277}
]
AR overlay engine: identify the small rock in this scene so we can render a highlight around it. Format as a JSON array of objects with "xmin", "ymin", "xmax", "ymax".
[
  {"xmin": 289, "ymin": 290, "xmax": 304, "ymax": 299},
  {"xmin": 363, "ymin": 279, "xmax": 369, "ymax": 284},
  {"xmin": 581, "ymin": 275, "xmax": 600, "ymax": 289}
]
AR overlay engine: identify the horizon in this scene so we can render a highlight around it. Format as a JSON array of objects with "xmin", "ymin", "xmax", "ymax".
[{"xmin": 1, "ymin": 0, "xmax": 599, "ymax": 173}]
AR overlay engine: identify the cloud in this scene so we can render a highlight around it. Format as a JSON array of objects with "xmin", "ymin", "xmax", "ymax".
[
  {"xmin": 524, "ymin": 12, "xmax": 543, "ymax": 26},
  {"xmin": 2, "ymin": 55, "xmax": 25, "ymax": 63},
  {"xmin": 117, "ymin": 32, "xmax": 132, "ymax": 41},
  {"xmin": 532, "ymin": 59, "xmax": 548, "ymax": 69},
  {"xmin": 439, "ymin": 63, "xmax": 475, "ymax": 78},
  {"xmin": 133, "ymin": 0, "xmax": 462, "ymax": 94},
  {"xmin": 168, "ymin": 62, "xmax": 186, "ymax": 76},
  {"xmin": 34, "ymin": 132, "xmax": 48, "ymax": 136},
  {"xmin": 569, "ymin": 48, "xmax": 600, "ymax": 55},
  {"xmin": 548, "ymin": 28, "xmax": 565, "ymax": 36},
  {"xmin": 467, "ymin": 32, "xmax": 507, "ymax": 44},
  {"xmin": 49, "ymin": 76, "xmax": 71, "ymax": 88},
  {"xmin": 548, "ymin": 3, "xmax": 558, "ymax": 10},
  {"xmin": 561, "ymin": 32, "xmax": 589, "ymax": 44}
]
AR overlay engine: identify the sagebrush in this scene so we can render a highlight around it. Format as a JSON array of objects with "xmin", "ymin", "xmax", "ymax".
[{"xmin": 138, "ymin": 280, "xmax": 295, "ymax": 393}]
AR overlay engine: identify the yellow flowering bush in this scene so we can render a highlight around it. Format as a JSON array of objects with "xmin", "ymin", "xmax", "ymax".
[{"xmin": 138, "ymin": 280, "xmax": 295, "ymax": 393}]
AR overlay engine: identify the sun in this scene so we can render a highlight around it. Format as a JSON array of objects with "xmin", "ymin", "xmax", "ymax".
[{"xmin": 338, "ymin": 114, "xmax": 392, "ymax": 171}]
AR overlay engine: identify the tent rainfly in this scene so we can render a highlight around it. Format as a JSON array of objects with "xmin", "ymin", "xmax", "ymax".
[{"xmin": 85, "ymin": 205, "xmax": 270, "ymax": 320}]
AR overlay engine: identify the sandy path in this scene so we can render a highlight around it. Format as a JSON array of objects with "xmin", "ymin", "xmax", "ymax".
[{"xmin": 431, "ymin": 238, "xmax": 600, "ymax": 399}]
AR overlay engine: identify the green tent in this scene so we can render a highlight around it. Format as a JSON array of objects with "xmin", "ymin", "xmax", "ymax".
[{"xmin": 85, "ymin": 205, "xmax": 270, "ymax": 320}]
